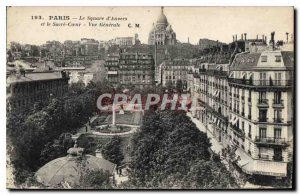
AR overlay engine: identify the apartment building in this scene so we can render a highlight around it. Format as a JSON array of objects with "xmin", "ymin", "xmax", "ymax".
[
  {"xmin": 160, "ymin": 58, "xmax": 191, "ymax": 88},
  {"xmin": 228, "ymin": 50, "xmax": 293, "ymax": 178},
  {"xmin": 104, "ymin": 52, "xmax": 155, "ymax": 89},
  {"xmin": 7, "ymin": 71, "xmax": 69, "ymax": 110},
  {"xmin": 188, "ymin": 35, "xmax": 294, "ymax": 179}
]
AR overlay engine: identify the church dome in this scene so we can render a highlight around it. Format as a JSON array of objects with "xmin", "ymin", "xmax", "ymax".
[
  {"xmin": 156, "ymin": 7, "xmax": 168, "ymax": 25},
  {"xmin": 35, "ymin": 144, "xmax": 116, "ymax": 187}
]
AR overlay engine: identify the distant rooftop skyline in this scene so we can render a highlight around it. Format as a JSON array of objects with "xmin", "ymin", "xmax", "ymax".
[{"xmin": 7, "ymin": 7, "xmax": 294, "ymax": 46}]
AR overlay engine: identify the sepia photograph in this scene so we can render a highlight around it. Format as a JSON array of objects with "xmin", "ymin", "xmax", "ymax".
[{"xmin": 5, "ymin": 5, "xmax": 295, "ymax": 190}]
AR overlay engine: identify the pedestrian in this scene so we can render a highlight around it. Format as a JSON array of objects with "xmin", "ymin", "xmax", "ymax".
[{"xmin": 120, "ymin": 167, "xmax": 123, "ymax": 176}]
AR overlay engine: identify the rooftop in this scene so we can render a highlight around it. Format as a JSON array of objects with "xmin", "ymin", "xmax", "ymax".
[
  {"xmin": 7, "ymin": 71, "xmax": 68, "ymax": 84},
  {"xmin": 35, "ymin": 145, "xmax": 116, "ymax": 187},
  {"xmin": 230, "ymin": 50, "xmax": 294, "ymax": 71}
]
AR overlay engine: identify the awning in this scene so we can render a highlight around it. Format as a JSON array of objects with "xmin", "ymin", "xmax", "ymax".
[
  {"xmin": 213, "ymin": 117, "xmax": 217, "ymax": 124},
  {"xmin": 214, "ymin": 90, "xmax": 218, "ymax": 96},
  {"xmin": 229, "ymin": 71, "xmax": 234, "ymax": 78},
  {"xmin": 247, "ymin": 72, "xmax": 253, "ymax": 78},
  {"xmin": 235, "ymin": 148, "xmax": 287, "ymax": 177},
  {"xmin": 216, "ymin": 91, "xmax": 220, "ymax": 97},
  {"xmin": 252, "ymin": 160, "xmax": 287, "ymax": 177},
  {"xmin": 241, "ymin": 72, "xmax": 246, "ymax": 78},
  {"xmin": 232, "ymin": 117, "xmax": 239, "ymax": 126}
]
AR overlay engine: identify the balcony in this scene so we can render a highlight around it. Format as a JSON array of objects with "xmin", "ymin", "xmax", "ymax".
[
  {"xmin": 257, "ymin": 99, "xmax": 269, "ymax": 108},
  {"xmin": 258, "ymin": 117, "xmax": 268, "ymax": 122},
  {"xmin": 273, "ymin": 118, "xmax": 284, "ymax": 124},
  {"xmin": 230, "ymin": 125, "xmax": 245, "ymax": 137},
  {"xmin": 258, "ymin": 154, "xmax": 270, "ymax": 160},
  {"xmin": 255, "ymin": 136, "xmax": 288, "ymax": 147},
  {"xmin": 273, "ymin": 156, "xmax": 283, "ymax": 162},
  {"xmin": 255, "ymin": 154, "xmax": 283, "ymax": 163},
  {"xmin": 228, "ymin": 79, "xmax": 292, "ymax": 87},
  {"xmin": 273, "ymin": 99, "xmax": 284, "ymax": 108}
]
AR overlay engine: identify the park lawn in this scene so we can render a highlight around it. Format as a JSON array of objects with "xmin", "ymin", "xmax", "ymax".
[
  {"xmin": 76, "ymin": 133, "xmax": 132, "ymax": 164},
  {"xmin": 92, "ymin": 111, "xmax": 142, "ymax": 127}
]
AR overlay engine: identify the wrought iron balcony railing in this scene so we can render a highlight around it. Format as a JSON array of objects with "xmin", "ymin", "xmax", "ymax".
[{"xmin": 255, "ymin": 136, "xmax": 287, "ymax": 146}]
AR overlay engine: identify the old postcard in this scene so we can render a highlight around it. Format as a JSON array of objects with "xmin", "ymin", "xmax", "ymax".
[{"xmin": 6, "ymin": 6, "xmax": 294, "ymax": 189}]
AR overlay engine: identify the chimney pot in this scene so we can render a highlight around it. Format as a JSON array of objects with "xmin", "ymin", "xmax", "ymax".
[{"xmin": 244, "ymin": 33, "xmax": 247, "ymax": 40}]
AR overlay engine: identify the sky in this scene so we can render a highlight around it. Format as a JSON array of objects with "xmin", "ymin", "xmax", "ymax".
[{"xmin": 7, "ymin": 6, "xmax": 294, "ymax": 45}]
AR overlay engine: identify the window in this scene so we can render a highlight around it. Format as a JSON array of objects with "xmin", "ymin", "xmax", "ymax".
[
  {"xmin": 275, "ymin": 55, "xmax": 281, "ymax": 62},
  {"xmin": 274, "ymin": 72, "xmax": 282, "ymax": 86},
  {"xmin": 248, "ymin": 125, "xmax": 252, "ymax": 138},
  {"xmin": 248, "ymin": 105, "xmax": 251, "ymax": 119},
  {"xmin": 261, "ymin": 56, "xmax": 267, "ymax": 62},
  {"xmin": 259, "ymin": 128, "xmax": 267, "ymax": 138},
  {"xmin": 274, "ymin": 109, "xmax": 282, "ymax": 123},
  {"xmin": 258, "ymin": 91, "xmax": 267, "ymax": 103},
  {"xmin": 274, "ymin": 91, "xmax": 282, "ymax": 104},
  {"xmin": 259, "ymin": 147, "xmax": 269, "ymax": 159},
  {"xmin": 259, "ymin": 109, "xmax": 267, "ymax": 122},
  {"xmin": 259, "ymin": 72, "xmax": 267, "ymax": 85},
  {"xmin": 274, "ymin": 128, "xmax": 281, "ymax": 139}
]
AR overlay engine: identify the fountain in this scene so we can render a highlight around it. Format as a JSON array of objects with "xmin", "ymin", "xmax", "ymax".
[{"xmin": 109, "ymin": 103, "xmax": 119, "ymax": 131}]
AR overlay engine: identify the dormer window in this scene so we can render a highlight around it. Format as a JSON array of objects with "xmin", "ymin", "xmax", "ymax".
[
  {"xmin": 261, "ymin": 56, "xmax": 267, "ymax": 62},
  {"xmin": 275, "ymin": 55, "xmax": 281, "ymax": 62}
]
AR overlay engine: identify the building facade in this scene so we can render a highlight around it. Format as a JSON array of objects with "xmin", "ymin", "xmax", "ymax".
[
  {"xmin": 160, "ymin": 59, "xmax": 192, "ymax": 88},
  {"xmin": 105, "ymin": 52, "xmax": 155, "ymax": 89},
  {"xmin": 114, "ymin": 34, "xmax": 140, "ymax": 47},
  {"xmin": 6, "ymin": 71, "xmax": 69, "ymax": 110},
  {"xmin": 148, "ymin": 7, "xmax": 177, "ymax": 45},
  {"xmin": 187, "ymin": 37, "xmax": 294, "ymax": 179}
]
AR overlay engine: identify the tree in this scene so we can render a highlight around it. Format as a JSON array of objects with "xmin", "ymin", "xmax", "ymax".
[
  {"xmin": 39, "ymin": 133, "xmax": 74, "ymax": 165},
  {"xmin": 77, "ymin": 169, "xmax": 112, "ymax": 189},
  {"xmin": 126, "ymin": 110, "xmax": 238, "ymax": 189},
  {"xmin": 175, "ymin": 79, "xmax": 183, "ymax": 90},
  {"xmin": 102, "ymin": 136, "xmax": 124, "ymax": 166}
]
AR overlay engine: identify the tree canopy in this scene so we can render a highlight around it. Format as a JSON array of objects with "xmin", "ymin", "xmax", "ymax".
[{"xmin": 127, "ymin": 110, "xmax": 237, "ymax": 189}]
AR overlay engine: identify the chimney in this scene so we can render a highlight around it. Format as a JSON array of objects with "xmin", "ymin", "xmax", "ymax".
[
  {"xmin": 265, "ymin": 36, "xmax": 267, "ymax": 44},
  {"xmin": 232, "ymin": 35, "xmax": 235, "ymax": 42},
  {"xmin": 241, "ymin": 34, "xmax": 243, "ymax": 40},
  {"xmin": 256, "ymin": 35, "xmax": 258, "ymax": 40},
  {"xmin": 262, "ymin": 35, "xmax": 264, "ymax": 41},
  {"xmin": 286, "ymin": 32, "xmax": 289, "ymax": 43},
  {"xmin": 271, "ymin": 31, "xmax": 275, "ymax": 50},
  {"xmin": 235, "ymin": 34, "xmax": 237, "ymax": 41},
  {"xmin": 244, "ymin": 33, "xmax": 247, "ymax": 41}
]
